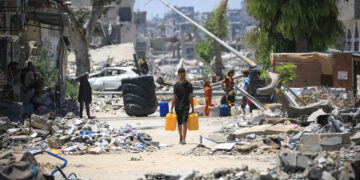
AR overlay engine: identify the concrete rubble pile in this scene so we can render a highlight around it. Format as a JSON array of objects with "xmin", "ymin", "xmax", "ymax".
[
  {"xmin": 91, "ymin": 96, "xmax": 124, "ymax": 114},
  {"xmin": 141, "ymin": 166, "xmax": 279, "ymax": 180},
  {"xmin": 0, "ymin": 113, "xmax": 157, "ymax": 155},
  {"xmin": 296, "ymin": 87, "xmax": 353, "ymax": 109}
]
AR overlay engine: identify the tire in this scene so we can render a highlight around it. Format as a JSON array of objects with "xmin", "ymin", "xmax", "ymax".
[
  {"xmin": 130, "ymin": 76, "xmax": 155, "ymax": 90},
  {"xmin": 125, "ymin": 104, "xmax": 154, "ymax": 116},
  {"xmin": 122, "ymin": 84, "xmax": 155, "ymax": 97},
  {"xmin": 123, "ymin": 94, "xmax": 157, "ymax": 107}
]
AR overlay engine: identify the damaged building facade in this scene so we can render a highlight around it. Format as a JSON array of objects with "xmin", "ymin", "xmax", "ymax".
[
  {"xmin": 70, "ymin": 0, "xmax": 136, "ymax": 47},
  {"xmin": 0, "ymin": 0, "xmax": 69, "ymax": 119},
  {"xmin": 338, "ymin": 0, "xmax": 360, "ymax": 51}
]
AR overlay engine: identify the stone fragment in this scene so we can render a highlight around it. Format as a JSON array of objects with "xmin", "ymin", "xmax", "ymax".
[
  {"xmin": 207, "ymin": 133, "xmax": 228, "ymax": 143},
  {"xmin": 307, "ymin": 109, "xmax": 326, "ymax": 122},
  {"xmin": 7, "ymin": 128, "xmax": 20, "ymax": 134},
  {"xmin": 11, "ymin": 135, "xmax": 28, "ymax": 143},
  {"xmin": 89, "ymin": 146, "xmax": 102, "ymax": 154},
  {"xmin": 31, "ymin": 114, "xmax": 51, "ymax": 131},
  {"xmin": 350, "ymin": 132, "xmax": 360, "ymax": 145},
  {"xmin": 51, "ymin": 125, "xmax": 61, "ymax": 134},
  {"xmin": 78, "ymin": 143, "xmax": 88, "ymax": 151},
  {"xmin": 48, "ymin": 138, "xmax": 63, "ymax": 149},
  {"xmin": 34, "ymin": 129, "xmax": 49, "ymax": 136}
]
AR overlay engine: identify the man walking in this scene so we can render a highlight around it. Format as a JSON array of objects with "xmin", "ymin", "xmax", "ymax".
[
  {"xmin": 78, "ymin": 73, "xmax": 94, "ymax": 119},
  {"xmin": 170, "ymin": 67, "xmax": 194, "ymax": 145}
]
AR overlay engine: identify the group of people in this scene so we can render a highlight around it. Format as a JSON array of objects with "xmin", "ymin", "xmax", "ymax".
[
  {"xmin": 202, "ymin": 69, "xmax": 252, "ymax": 116},
  {"xmin": 4, "ymin": 61, "xmax": 45, "ymax": 112},
  {"xmin": 170, "ymin": 68, "xmax": 253, "ymax": 145}
]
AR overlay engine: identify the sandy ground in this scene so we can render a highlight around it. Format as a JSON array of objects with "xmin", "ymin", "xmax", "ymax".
[{"xmin": 32, "ymin": 112, "xmax": 277, "ymax": 180}]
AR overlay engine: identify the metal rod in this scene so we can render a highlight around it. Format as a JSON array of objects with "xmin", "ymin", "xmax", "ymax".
[{"xmin": 157, "ymin": 0, "xmax": 257, "ymax": 67}]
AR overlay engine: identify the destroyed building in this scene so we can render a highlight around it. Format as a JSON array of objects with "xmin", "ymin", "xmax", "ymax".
[
  {"xmin": 134, "ymin": 11, "xmax": 147, "ymax": 37},
  {"xmin": 70, "ymin": 0, "xmax": 136, "ymax": 47},
  {"xmin": 0, "ymin": 0, "xmax": 70, "ymax": 119},
  {"xmin": 338, "ymin": 0, "xmax": 360, "ymax": 51}
]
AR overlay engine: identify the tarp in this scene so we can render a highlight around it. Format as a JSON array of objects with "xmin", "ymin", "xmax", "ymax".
[{"xmin": 271, "ymin": 53, "xmax": 333, "ymax": 75}]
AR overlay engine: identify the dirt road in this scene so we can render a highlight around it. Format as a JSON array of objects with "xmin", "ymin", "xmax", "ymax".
[{"xmin": 34, "ymin": 112, "xmax": 276, "ymax": 180}]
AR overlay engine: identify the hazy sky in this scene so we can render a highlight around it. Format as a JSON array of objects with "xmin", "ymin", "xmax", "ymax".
[{"xmin": 134, "ymin": 0, "xmax": 243, "ymax": 20}]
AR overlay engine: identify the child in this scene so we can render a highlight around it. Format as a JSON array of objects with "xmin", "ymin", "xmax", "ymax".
[{"xmin": 203, "ymin": 80, "xmax": 212, "ymax": 116}]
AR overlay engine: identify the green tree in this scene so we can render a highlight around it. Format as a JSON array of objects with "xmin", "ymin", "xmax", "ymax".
[
  {"xmin": 195, "ymin": 0, "xmax": 228, "ymax": 77},
  {"xmin": 35, "ymin": 46, "xmax": 58, "ymax": 87},
  {"xmin": 58, "ymin": 0, "xmax": 121, "ymax": 76},
  {"xmin": 246, "ymin": 0, "xmax": 343, "ymax": 69}
]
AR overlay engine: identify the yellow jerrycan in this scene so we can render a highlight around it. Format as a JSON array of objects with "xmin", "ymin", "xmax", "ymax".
[
  {"xmin": 165, "ymin": 113, "xmax": 177, "ymax": 131},
  {"xmin": 188, "ymin": 113, "xmax": 199, "ymax": 130}
]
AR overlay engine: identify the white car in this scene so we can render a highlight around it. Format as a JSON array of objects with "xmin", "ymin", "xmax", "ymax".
[{"xmin": 89, "ymin": 67, "xmax": 138, "ymax": 91}]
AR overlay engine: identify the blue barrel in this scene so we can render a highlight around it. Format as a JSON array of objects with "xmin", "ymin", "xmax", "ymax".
[
  {"xmin": 220, "ymin": 104, "xmax": 229, "ymax": 117},
  {"xmin": 160, "ymin": 102, "xmax": 169, "ymax": 117}
]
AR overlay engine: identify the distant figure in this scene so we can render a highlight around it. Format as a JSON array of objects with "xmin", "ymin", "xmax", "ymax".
[
  {"xmin": 203, "ymin": 80, "xmax": 212, "ymax": 116},
  {"xmin": 211, "ymin": 74, "xmax": 217, "ymax": 83},
  {"xmin": 78, "ymin": 73, "xmax": 94, "ymax": 119},
  {"xmin": 23, "ymin": 66, "xmax": 43, "ymax": 104},
  {"xmin": 170, "ymin": 67, "xmax": 194, "ymax": 145},
  {"xmin": 139, "ymin": 59, "xmax": 149, "ymax": 75},
  {"xmin": 241, "ymin": 70, "xmax": 251, "ymax": 114}
]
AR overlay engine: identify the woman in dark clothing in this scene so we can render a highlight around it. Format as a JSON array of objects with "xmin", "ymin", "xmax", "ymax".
[{"xmin": 78, "ymin": 73, "xmax": 94, "ymax": 119}]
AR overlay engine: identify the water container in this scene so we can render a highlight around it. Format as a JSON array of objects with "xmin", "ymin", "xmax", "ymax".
[
  {"xmin": 193, "ymin": 97, "xmax": 197, "ymax": 106},
  {"xmin": 159, "ymin": 102, "xmax": 169, "ymax": 117},
  {"xmin": 220, "ymin": 104, "xmax": 229, "ymax": 117},
  {"xmin": 188, "ymin": 113, "xmax": 199, "ymax": 130},
  {"xmin": 245, "ymin": 104, "xmax": 251, "ymax": 115},
  {"xmin": 231, "ymin": 106, "xmax": 240, "ymax": 116},
  {"xmin": 165, "ymin": 113, "xmax": 177, "ymax": 131}
]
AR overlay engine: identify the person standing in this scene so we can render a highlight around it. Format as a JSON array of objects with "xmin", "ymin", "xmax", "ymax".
[
  {"xmin": 241, "ymin": 70, "xmax": 251, "ymax": 114},
  {"xmin": 170, "ymin": 67, "xmax": 194, "ymax": 145},
  {"xmin": 78, "ymin": 73, "xmax": 94, "ymax": 119},
  {"xmin": 203, "ymin": 80, "xmax": 212, "ymax": 116},
  {"xmin": 221, "ymin": 70, "xmax": 235, "ymax": 94}
]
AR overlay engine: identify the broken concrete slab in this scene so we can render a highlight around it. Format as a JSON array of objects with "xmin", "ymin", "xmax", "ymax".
[
  {"xmin": 200, "ymin": 136, "xmax": 218, "ymax": 150},
  {"xmin": 351, "ymin": 132, "xmax": 360, "ymax": 145},
  {"xmin": 11, "ymin": 135, "xmax": 28, "ymax": 143},
  {"xmin": 307, "ymin": 109, "xmax": 326, "ymax": 122},
  {"xmin": 215, "ymin": 143, "xmax": 235, "ymax": 151},
  {"xmin": 31, "ymin": 114, "xmax": 51, "ymax": 131},
  {"xmin": 229, "ymin": 124, "xmax": 302, "ymax": 140},
  {"xmin": 277, "ymin": 151, "xmax": 315, "ymax": 171},
  {"xmin": 297, "ymin": 133, "xmax": 351, "ymax": 153},
  {"xmin": 207, "ymin": 133, "xmax": 228, "ymax": 143}
]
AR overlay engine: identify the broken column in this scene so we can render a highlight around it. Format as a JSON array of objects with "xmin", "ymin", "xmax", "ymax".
[{"xmin": 257, "ymin": 72, "xmax": 334, "ymax": 118}]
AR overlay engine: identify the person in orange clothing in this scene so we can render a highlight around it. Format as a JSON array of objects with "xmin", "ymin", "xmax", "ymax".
[
  {"xmin": 221, "ymin": 69, "xmax": 235, "ymax": 95},
  {"xmin": 203, "ymin": 80, "xmax": 212, "ymax": 116}
]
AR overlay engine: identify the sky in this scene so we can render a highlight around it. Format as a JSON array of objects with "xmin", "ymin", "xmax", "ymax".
[{"xmin": 134, "ymin": 0, "xmax": 243, "ymax": 20}]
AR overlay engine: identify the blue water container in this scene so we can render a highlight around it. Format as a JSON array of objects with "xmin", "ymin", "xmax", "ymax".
[
  {"xmin": 220, "ymin": 104, "xmax": 229, "ymax": 117},
  {"xmin": 160, "ymin": 102, "xmax": 169, "ymax": 117}
]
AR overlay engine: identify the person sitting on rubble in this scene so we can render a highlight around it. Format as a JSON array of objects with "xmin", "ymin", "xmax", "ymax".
[
  {"xmin": 32, "ymin": 89, "xmax": 46, "ymax": 114},
  {"xmin": 23, "ymin": 66, "xmax": 43, "ymax": 104},
  {"xmin": 139, "ymin": 59, "xmax": 149, "ymax": 75},
  {"xmin": 78, "ymin": 73, "xmax": 94, "ymax": 119}
]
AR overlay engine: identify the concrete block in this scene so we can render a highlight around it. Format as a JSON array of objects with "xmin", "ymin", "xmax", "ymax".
[
  {"xmin": 31, "ymin": 114, "xmax": 51, "ymax": 131},
  {"xmin": 51, "ymin": 125, "xmax": 61, "ymax": 135},
  {"xmin": 296, "ymin": 144, "xmax": 322, "ymax": 153},
  {"xmin": 277, "ymin": 151, "xmax": 297, "ymax": 170},
  {"xmin": 351, "ymin": 132, "xmax": 360, "ymax": 145},
  {"xmin": 300, "ymin": 133, "xmax": 320, "ymax": 145},
  {"xmin": 11, "ymin": 135, "xmax": 28, "ymax": 143},
  {"xmin": 208, "ymin": 133, "xmax": 228, "ymax": 143}
]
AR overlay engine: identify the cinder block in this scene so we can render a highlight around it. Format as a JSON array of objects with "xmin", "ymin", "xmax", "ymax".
[{"xmin": 300, "ymin": 133, "xmax": 320, "ymax": 145}]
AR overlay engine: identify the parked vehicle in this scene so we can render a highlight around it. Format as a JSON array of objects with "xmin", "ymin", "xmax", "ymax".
[{"xmin": 89, "ymin": 67, "xmax": 138, "ymax": 91}]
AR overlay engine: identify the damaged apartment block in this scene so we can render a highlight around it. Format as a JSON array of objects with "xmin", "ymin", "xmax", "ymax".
[{"xmin": 0, "ymin": 0, "xmax": 70, "ymax": 120}]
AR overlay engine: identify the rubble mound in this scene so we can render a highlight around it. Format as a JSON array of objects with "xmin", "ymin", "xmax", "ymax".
[
  {"xmin": 0, "ymin": 113, "xmax": 157, "ymax": 154},
  {"xmin": 297, "ymin": 88, "xmax": 353, "ymax": 109}
]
